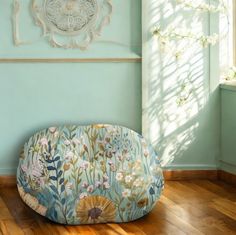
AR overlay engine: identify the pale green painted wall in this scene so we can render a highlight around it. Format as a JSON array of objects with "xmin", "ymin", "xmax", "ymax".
[
  {"xmin": 1, "ymin": 0, "xmax": 232, "ymax": 175},
  {"xmin": 220, "ymin": 85, "xmax": 236, "ymax": 174},
  {"xmin": 0, "ymin": 1, "xmax": 141, "ymax": 175}
]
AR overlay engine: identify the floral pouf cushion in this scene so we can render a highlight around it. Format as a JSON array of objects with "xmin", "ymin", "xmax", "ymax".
[{"xmin": 17, "ymin": 124, "xmax": 164, "ymax": 224}]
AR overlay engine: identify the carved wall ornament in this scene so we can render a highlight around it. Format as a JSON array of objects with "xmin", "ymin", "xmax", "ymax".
[{"xmin": 13, "ymin": 0, "xmax": 113, "ymax": 49}]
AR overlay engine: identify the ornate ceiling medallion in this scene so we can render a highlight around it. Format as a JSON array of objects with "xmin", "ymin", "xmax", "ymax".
[{"xmin": 31, "ymin": 0, "xmax": 112, "ymax": 49}]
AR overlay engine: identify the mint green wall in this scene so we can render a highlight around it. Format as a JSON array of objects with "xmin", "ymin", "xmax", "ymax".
[
  {"xmin": 0, "ymin": 1, "xmax": 141, "ymax": 175},
  {"xmin": 220, "ymin": 85, "xmax": 236, "ymax": 174},
  {"xmin": 142, "ymin": 0, "xmax": 220, "ymax": 170},
  {"xmin": 2, "ymin": 0, "xmax": 232, "ymax": 175}
]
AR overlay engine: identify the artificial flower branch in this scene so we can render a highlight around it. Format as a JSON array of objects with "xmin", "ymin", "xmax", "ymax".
[
  {"xmin": 176, "ymin": 0, "xmax": 227, "ymax": 13},
  {"xmin": 152, "ymin": 26, "xmax": 219, "ymax": 49}
]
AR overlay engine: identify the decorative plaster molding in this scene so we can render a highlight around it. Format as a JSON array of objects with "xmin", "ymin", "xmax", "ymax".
[
  {"xmin": 12, "ymin": 0, "xmax": 113, "ymax": 49},
  {"xmin": 12, "ymin": 0, "xmax": 24, "ymax": 46}
]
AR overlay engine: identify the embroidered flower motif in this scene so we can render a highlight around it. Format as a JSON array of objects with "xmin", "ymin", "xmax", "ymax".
[
  {"xmin": 144, "ymin": 150, "xmax": 149, "ymax": 158},
  {"xmin": 87, "ymin": 185, "xmax": 94, "ymax": 193},
  {"xmin": 65, "ymin": 151, "xmax": 74, "ymax": 161},
  {"xmin": 49, "ymin": 127, "xmax": 57, "ymax": 133},
  {"xmin": 92, "ymin": 124, "xmax": 109, "ymax": 129},
  {"xmin": 54, "ymin": 131, "xmax": 59, "ymax": 138},
  {"xmin": 103, "ymin": 174, "xmax": 109, "ymax": 182},
  {"xmin": 81, "ymin": 161, "xmax": 90, "ymax": 170},
  {"xmin": 40, "ymin": 137, "xmax": 48, "ymax": 146},
  {"xmin": 72, "ymin": 138, "xmax": 80, "ymax": 145},
  {"xmin": 125, "ymin": 175, "xmax": 133, "ymax": 183},
  {"xmin": 63, "ymin": 163, "xmax": 70, "ymax": 171},
  {"xmin": 116, "ymin": 172, "xmax": 123, "ymax": 181},
  {"xmin": 76, "ymin": 196, "xmax": 116, "ymax": 224},
  {"xmin": 64, "ymin": 140, "xmax": 71, "ymax": 146},
  {"xmin": 137, "ymin": 198, "xmax": 149, "ymax": 208},
  {"xmin": 95, "ymin": 181, "xmax": 102, "ymax": 188},
  {"xmin": 110, "ymin": 164, "xmax": 116, "ymax": 172},
  {"xmin": 122, "ymin": 189, "xmax": 131, "ymax": 198},
  {"xmin": 103, "ymin": 182, "xmax": 110, "ymax": 189},
  {"xmin": 82, "ymin": 182, "xmax": 89, "ymax": 188},
  {"xmin": 79, "ymin": 192, "xmax": 88, "ymax": 199},
  {"xmin": 133, "ymin": 178, "xmax": 144, "ymax": 187}
]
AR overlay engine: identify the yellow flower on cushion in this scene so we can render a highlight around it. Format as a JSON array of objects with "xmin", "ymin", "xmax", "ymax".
[
  {"xmin": 92, "ymin": 124, "xmax": 109, "ymax": 129},
  {"xmin": 76, "ymin": 195, "xmax": 116, "ymax": 224}
]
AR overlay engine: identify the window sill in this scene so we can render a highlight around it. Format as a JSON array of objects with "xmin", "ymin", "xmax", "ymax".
[{"xmin": 220, "ymin": 81, "xmax": 236, "ymax": 92}]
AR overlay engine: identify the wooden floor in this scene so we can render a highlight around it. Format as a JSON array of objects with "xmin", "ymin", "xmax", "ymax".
[{"xmin": 0, "ymin": 180, "xmax": 236, "ymax": 235}]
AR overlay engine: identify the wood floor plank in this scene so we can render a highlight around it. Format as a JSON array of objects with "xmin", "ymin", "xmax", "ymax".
[
  {"xmin": 156, "ymin": 181, "xmax": 236, "ymax": 234},
  {"xmin": 210, "ymin": 200, "xmax": 236, "ymax": 221},
  {"xmin": 0, "ymin": 181, "xmax": 236, "ymax": 235},
  {"xmin": 192, "ymin": 180, "xmax": 236, "ymax": 201},
  {"xmin": 160, "ymin": 195, "xmax": 236, "ymax": 234},
  {"xmin": 0, "ymin": 220, "xmax": 24, "ymax": 235},
  {"xmin": 119, "ymin": 223, "xmax": 146, "ymax": 235}
]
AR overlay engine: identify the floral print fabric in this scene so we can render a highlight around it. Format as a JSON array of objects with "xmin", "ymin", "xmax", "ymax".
[{"xmin": 17, "ymin": 124, "xmax": 164, "ymax": 224}]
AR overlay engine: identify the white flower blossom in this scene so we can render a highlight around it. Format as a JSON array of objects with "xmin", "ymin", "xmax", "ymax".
[
  {"xmin": 133, "ymin": 178, "xmax": 144, "ymax": 187},
  {"xmin": 65, "ymin": 151, "xmax": 74, "ymax": 161},
  {"xmin": 82, "ymin": 182, "xmax": 88, "ymax": 188},
  {"xmin": 49, "ymin": 127, "xmax": 57, "ymax": 133},
  {"xmin": 122, "ymin": 189, "xmax": 131, "ymax": 198},
  {"xmin": 116, "ymin": 172, "xmax": 123, "ymax": 181},
  {"xmin": 95, "ymin": 181, "xmax": 102, "ymax": 188},
  {"xmin": 87, "ymin": 185, "xmax": 94, "ymax": 193},
  {"xmin": 81, "ymin": 161, "xmax": 90, "ymax": 170},
  {"xmin": 103, "ymin": 182, "xmax": 110, "ymax": 189},
  {"xmin": 125, "ymin": 175, "xmax": 133, "ymax": 183},
  {"xmin": 79, "ymin": 192, "xmax": 88, "ymax": 199},
  {"xmin": 64, "ymin": 140, "xmax": 71, "ymax": 146},
  {"xmin": 40, "ymin": 137, "xmax": 48, "ymax": 146}
]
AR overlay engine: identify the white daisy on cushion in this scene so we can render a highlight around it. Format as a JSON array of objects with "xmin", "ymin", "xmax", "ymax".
[
  {"xmin": 79, "ymin": 192, "xmax": 88, "ymax": 199},
  {"xmin": 87, "ymin": 185, "xmax": 94, "ymax": 193},
  {"xmin": 65, "ymin": 151, "xmax": 74, "ymax": 161},
  {"xmin": 116, "ymin": 172, "xmax": 123, "ymax": 181},
  {"xmin": 125, "ymin": 175, "xmax": 133, "ymax": 183},
  {"xmin": 103, "ymin": 182, "xmax": 110, "ymax": 189},
  {"xmin": 64, "ymin": 140, "xmax": 71, "ymax": 146},
  {"xmin": 122, "ymin": 189, "xmax": 131, "ymax": 198},
  {"xmin": 40, "ymin": 137, "xmax": 48, "ymax": 146},
  {"xmin": 81, "ymin": 161, "xmax": 90, "ymax": 170}
]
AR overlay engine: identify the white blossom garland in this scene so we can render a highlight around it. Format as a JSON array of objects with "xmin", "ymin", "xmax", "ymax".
[
  {"xmin": 222, "ymin": 66, "xmax": 236, "ymax": 81},
  {"xmin": 152, "ymin": 26, "xmax": 219, "ymax": 49},
  {"xmin": 151, "ymin": 0, "xmax": 229, "ymax": 105},
  {"xmin": 176, "ymin": 0, "xmax": 227, "ymax": 13}
]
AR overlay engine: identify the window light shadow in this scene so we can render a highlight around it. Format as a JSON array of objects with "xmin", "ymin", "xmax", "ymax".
[{"xmin": 143, "ymin": 0, "xmax": 213, "ymax": 167}]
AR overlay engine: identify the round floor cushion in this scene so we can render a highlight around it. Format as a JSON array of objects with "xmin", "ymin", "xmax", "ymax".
[{"xmin": 17, "ymin": 124, "xmax": 164, "ymax": 224}]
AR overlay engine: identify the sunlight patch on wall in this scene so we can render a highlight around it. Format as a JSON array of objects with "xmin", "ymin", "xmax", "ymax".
[{"xmin": 143, "ymin": 0, "xmax": 210, "ymax": 166}]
